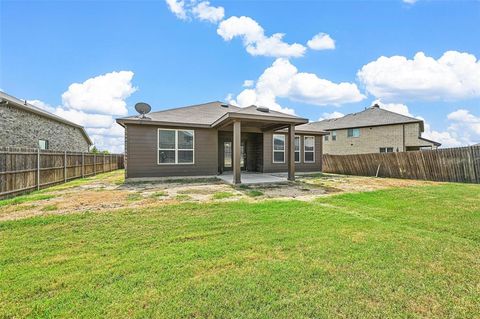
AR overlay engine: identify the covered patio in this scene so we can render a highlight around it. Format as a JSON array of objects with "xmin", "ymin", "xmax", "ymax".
[{"xmin": 211, "ymin": 106, "xmax": 309, "ymax": 184}]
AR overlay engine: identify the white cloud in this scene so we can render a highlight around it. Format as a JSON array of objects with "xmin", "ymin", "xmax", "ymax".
[
  {"xmin": 307, "ymin": 33, "xmax": 335, "ymax": 50},
  {"xmin": 54, "ymin": 108, "xmax": 115, "ymax": 128},
  {"xmin": 357, "ymin": 51, "xmax": 480, "ymax": 102},
  {"xmin": 446, "ymin": 109, "xmax": 480, "ymax": 144},
  {"xmin": 217, "ymin": 16, "xmax": 306, "ymax": 58},
  {"xmin": 28, "ymin": 70, "xmax": 136, "ymax": 153},
  {"xmin": 318, "ymin": 111, "xmax": 344, "ymax": 121},
  {"xmin": 403, "ymin": 0, "xmax": 418, "ymax": 4},
  {"xmin": 243, "ymin": 80, "xmax": 254, "ymax": 87},
  {"xmin": 229, "ymin": 58, "xmax": 364, "ymax": 113},
  {"xmin": 62, "ymin": 71, "xmax": 136, "ymax": 116},
  {"xmin": 192, "ymin": 1, "xmax": 224, "ymax": 23},
  {"xmin": 165, "ymin": 0, "xmax": 187, "ymax": 20}
]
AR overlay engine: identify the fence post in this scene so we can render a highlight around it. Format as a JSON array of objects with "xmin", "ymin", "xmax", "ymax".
[
  {"xmin": 470, "ymin": 146, "xmax": 478, "ymax": 183},
  {"xmin": 81, "ymin": 152, "xmax": 84, "ymax": 178},
  {"xmin": 64, "ymin": 151, "xmax": 67, "ymax": 182},
  {"xmin": 94, "ymin": 154, "xmax": 96, "ymax": 175},
  {"xmin": 37, "ymin": 148, "xmax": 40, "ymax": 190}
]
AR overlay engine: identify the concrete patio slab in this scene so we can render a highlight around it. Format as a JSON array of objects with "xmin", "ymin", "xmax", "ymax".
[{"xmin": 218, "ymin": 172, "xmax": 289, "ymax": 185}]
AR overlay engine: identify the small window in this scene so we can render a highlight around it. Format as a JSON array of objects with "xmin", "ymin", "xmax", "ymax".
[
  {"xmin": 273, "ymin": 134, "xmax": 285, "ymax": 163},
  {"xmin": 331, "ymin": 131, "xmax": 337, "ymax": 141},
  {"xmin": 158, "ymin": 129, "xmax": 194, "ymax": 164},
  {"xmin": 380, "ymin": 147, "xmax": 394, "ymax": 153},
  {"xmin": 324, "ymin": 135, "xmax": 329, "ymax": 141},
  {"xmin": 347, "ymin": 128, "xmax": 360, "ymax": 138},
  {"xmin": 294, "ymin": 136, "xmax": 300, "ymax": 163},
  {"xmin": 39, "ymin": 139, "xmax": 49, "ymax": 150},
  {"xmin": 304, "ymin": 136, "xmax": 315, "ymax": 163}
]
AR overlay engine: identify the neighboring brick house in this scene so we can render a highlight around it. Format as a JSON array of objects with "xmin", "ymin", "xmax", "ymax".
[
  {"xmin": 297, "ymin": 104, "xmax": 440, "ymax": 155},
  {"xmin": 0, "ymin": 91, "xmax": 92, "ymax": 152}
]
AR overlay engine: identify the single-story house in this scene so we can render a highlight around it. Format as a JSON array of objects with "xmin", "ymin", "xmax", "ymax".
[
  {"xmin": 116, "ymin": 102, "xmax": 327, "ymax": 184},
  {"xmin": 297, "ymin": 104, "xmax": 441, "ymax": 155},
  {"xmin": 0, "ymin": 91, "xmax": 92, "ymax": 152}
]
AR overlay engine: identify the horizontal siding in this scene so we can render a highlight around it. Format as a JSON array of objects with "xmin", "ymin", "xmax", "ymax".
[
  {"xmin": 263, "ymin": 131, "xmax": 323, "ymax": 173},
  {"xmin": 126, "ymin": 124, "xmax": 218, "ymax": 178}
]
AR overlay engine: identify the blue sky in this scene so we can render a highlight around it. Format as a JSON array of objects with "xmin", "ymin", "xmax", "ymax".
[{"xmin": 1, "ymin": 0, "xmax": 479, "ymax": 152}]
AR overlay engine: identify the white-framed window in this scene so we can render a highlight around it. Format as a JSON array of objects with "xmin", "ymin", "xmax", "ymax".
[
  {"xmin": 332, "ymin": 131, "xmax": 337, "ymax": 141},
  {"xmin": 39, "ymin": 139, "xmax": 49, "ymax": 150},
  {"xmin": 273, "ymin": 134, "xmax": 285, "ymax": 163},
  {"xmin": 304, "ymin": 136, "xmax": 315, "ymax": 163},
  {"xmin": 380, "ymin": 147, "xmax": 394, "ymax": 153},
  {"xmin": 294, "ymin": 136, "xmax": 300, "ymax": 163},
  {"xmin": 158, "ymin": 129, "xmax": 194, "ymax": 164},
  {"xmin": 347, "ymin": 128, "xmax": 360, "ymax": 138}
]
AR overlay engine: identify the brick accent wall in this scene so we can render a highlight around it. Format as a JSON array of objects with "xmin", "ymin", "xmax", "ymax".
[
  {"xmin": 323, "ymin": 123, "xmax": 437, "ymax": 155},
  {"xmin": 0, "ymin": 104, "xmax": 90, "ymax": 152}
]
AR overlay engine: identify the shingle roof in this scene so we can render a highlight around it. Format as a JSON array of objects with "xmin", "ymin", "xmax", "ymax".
[
  {"xmin": 0, "ymin": 91, "xmax": 93, "ymax": 145},
  {"xmin": 117, "ymin": 101, "xmax": 306, "ymax": 127},
  {"xmin": 296, "ymin": 106, "xmax": 424, "ymax": 132}
]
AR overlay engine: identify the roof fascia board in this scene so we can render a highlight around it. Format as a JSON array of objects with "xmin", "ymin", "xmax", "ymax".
[
  {"xmin": 318, "ymin": 120, "xmax": 424, "ymax": 131},
  {"xmin": 116, "ymin": 119, "xmax": 211, "ymax": 128}
]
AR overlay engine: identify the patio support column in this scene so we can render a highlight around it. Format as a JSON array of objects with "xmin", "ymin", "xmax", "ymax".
[
  {"xmin": 288, "ymin": 124, "xmax": 295, "ymax": 181},
  {"xmin": 233, "ymin": 120, "xmax": 242, "ymax": 184}
]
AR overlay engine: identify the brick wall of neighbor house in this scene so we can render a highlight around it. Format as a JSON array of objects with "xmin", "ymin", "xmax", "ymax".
[
  {"xmin": 262, "ymin": 131, "xmax": 323, "ymax": 173},
  {"xmin": 125, "ymin": 124, "xmax": 218, "ymax": 179},
  {"xmin": 322, "ymin": 123, "xmax": 436, "ymax": 155},
  {"xmin": 0, "ymin": 104, "xmax": 90, "ymax": 152}
]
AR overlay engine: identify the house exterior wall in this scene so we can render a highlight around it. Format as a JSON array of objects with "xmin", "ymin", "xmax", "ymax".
[
  {"xmin": 125, "ymin": 124, "xmax": 218, "ymax": 178},
  {"xmin": 0, "ymin": 104, "xmax": 90, "ymax": 152},
  {"xmin": 262, "ymin": 131, "xmax": 323, "ymax": 173},
  {"xmin": 322, "ymin": 123, "xmax": 437, "ymax": 155}
]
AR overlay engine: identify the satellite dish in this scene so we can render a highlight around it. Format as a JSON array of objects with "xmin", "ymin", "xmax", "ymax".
[{"xmin": 135, "ymin": 102, "xmax": 151, "ymax": 118}]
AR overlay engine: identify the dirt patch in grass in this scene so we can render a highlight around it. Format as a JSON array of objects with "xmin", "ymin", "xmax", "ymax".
[{"xmin": 0, "ymin": 170, "xmax": 442, "ymax": 221}]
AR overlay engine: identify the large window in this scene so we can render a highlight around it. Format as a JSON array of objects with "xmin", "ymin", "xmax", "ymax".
[
  {"xmin": 273, "ymin": 134, "xmax": 285, "ymax": 163},
  {"xmin": 304, "ymin": 136, "xmax": 315, "ymax": 163},
  {"xmin": 294, "ymin": 136, "xmax": 300, "ymax": 163},
  {"xmin": 158, "ymin": 129, "xmax": 194, "ymax": 164},
  {"xmin": 38, "ymin": 139, "xmax": 49, "ymax": 150},
  {"xmin": 347, "ymin": 128, "xmax": 360, "ymax": 138},
  {"xmin": 380, "ymin": 147, "xmax": 394, "ymax": 153}
]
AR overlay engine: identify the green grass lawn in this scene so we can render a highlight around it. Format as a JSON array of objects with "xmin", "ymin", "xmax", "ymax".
[{"xmin": 1, "ymin": 183, "xmax": 479, "ymax": 318}]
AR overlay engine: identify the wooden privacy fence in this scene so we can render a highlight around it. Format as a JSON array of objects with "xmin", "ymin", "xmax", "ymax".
[
  {"xmin": 322, "ymin": 145, "xmax": 480, "ymax": 184},
  {"xmin": 0, "ymin": 147, "xmax": 125, "ymax": 199}
]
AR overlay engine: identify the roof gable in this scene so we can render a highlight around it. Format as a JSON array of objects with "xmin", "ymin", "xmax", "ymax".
[{"xmin": 117, "ymin": 102, "xmax": 306, "ymax": 127}]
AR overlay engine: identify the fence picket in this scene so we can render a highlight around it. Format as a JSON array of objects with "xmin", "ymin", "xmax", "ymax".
[{"xmin": 322, "ymin": 146, "xmax": 479, "ymax": 184}]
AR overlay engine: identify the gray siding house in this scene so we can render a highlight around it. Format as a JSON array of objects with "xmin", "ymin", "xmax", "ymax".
[
  {"xmin": 0, "ymin": 91, "xmax": 92, "ymax": 152},
  {"xmin": 116, "ymin": 102, "xmax": 327, "ymax": 184}
]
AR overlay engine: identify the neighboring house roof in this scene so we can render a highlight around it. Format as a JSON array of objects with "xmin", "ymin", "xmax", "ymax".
[
  {"xmin": 419, "ymin": 136, "xmax": 442, "ymax": 147},
  {"xmin": 117, "ymin": 101, "xmax": 315, "ymax": 131},
  {"xmin": 297, "ymin": 105, "xmax": 425, "ymax": 132},
  {"xmin": 0, "ymin": 91, "xmax": 93, "ymax": 145}
]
